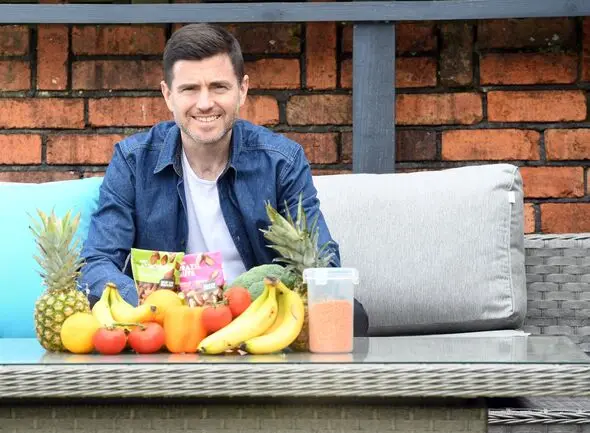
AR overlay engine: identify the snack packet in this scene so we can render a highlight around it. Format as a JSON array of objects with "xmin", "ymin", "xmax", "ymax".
[
  {"xmin": 179, "ymin": 251, "xmax": 225, "ymax": 306},
  {"xmin": 130, "ymin": 248, "xmax": 185, "ymax": 304}
]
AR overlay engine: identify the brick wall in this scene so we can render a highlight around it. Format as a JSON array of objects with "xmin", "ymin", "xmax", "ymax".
[{"xmin": 0, "ymin": 18, "xmax": 589, "ymax": 234}]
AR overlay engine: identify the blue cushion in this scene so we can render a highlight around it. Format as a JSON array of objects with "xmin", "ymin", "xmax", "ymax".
[{"xmin": 0, "ymin": 176, "xmax": 103, "ymax": 338}]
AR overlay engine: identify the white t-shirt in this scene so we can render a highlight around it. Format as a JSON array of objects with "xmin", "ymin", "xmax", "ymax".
[{"xmin": 181, "ymin": 150, "xmax": 247, "ymax": 284}]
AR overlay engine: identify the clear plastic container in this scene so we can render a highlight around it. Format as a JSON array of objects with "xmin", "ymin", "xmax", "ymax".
[{"xmin": 303, "ymin": 267, "xmax": 359, "ymax": 353}]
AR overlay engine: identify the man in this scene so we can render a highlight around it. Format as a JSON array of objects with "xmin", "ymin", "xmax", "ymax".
[{"xmin": 79, "ymin": 23, "xmax": 369, "ymax": 336}]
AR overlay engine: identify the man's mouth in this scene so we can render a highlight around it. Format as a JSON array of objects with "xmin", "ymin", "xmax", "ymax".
[{"xmin": 192, "ymin": 114, "xmax": 222, "ymax": 123}]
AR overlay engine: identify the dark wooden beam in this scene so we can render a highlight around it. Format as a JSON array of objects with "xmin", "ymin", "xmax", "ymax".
[
  {"xmin": 353, "ymin": 24, "xmax": 396, "ymax": 174},
  {"xmin": 0, "ymin": 0, "xmax": 587, "ymax": 24}
]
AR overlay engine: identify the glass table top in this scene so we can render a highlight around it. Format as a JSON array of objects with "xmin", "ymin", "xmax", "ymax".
[{"xmin": 1, "ymin": 332, "xmax": 589, "ymax": 365}]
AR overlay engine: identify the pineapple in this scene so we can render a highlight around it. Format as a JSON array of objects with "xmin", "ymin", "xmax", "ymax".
[
  {"xmin": 260, "ymin": 194, "xmax": 336, "ymax": 351},
  {"xmin": 30, "ymin": 209, "xmax": 91, "ymax": 351}
]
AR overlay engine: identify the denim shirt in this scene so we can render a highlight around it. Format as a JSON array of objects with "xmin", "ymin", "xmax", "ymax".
[{"xmin": 79, "ymin": 119, "xmax": 340, "ymax": 306}]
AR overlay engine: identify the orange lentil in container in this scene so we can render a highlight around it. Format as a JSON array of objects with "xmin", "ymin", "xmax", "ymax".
[{"xmin": 308, "ymin": 299, "xmax": 354, "ymax": 353}]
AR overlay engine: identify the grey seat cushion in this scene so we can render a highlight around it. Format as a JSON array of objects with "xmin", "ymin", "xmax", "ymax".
[{"xmin": 312, "ymin": 164, "xmax": 526, "ymax": 336}]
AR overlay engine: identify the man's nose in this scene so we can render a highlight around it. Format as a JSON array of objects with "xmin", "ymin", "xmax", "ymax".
[{"xmin": 196, "ymin": 90, "xmax": 214, "ymax": 111}]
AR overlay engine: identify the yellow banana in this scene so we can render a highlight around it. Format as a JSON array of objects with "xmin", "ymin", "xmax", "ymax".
[
  {"xmin": 198, "ymin": 281, "xmax": 278, "ymax": 354},
  {"xmin": 260, "ymin": 284, "xmax": 289, "ymax": 336},
  {"xmin": 224, "ymin": 283, "xmax": 270, "ymax": 324},
  {"xmin": 240, "ymin": 278, "xmax": 304, "ymax": 354},
  {"xmin": 91, "ymin": 284, "xmax": 116, "ymax": 327},
  {"xmin": 203, "ymin": 282, "xmax": 270, "ymax": 333},
  {"xmin": 109, "ymin": 286, "xmax": 157, "ymax": 323}
]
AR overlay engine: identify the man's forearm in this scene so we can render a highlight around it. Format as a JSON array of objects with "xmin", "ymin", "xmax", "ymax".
[{"xmin": 79, "ymin": 257, "xmax": 138, "ymax": 307}]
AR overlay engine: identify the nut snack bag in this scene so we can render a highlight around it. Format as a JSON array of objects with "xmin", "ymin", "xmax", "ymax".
[
  {"xmin": 179, "ymin": 251, "xmax": 225, "ymax": 306},
  {"xmin": 130, "ymin": 248, "xmax": 185, "ymax": 304}
]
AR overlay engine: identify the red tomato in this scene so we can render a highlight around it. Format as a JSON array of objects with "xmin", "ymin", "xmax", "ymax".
[
  {"xmin": 201, "ymin": 304, "xmax": 233, "ymax": 334},
  {"xmin": 127, "ymin": 322, "xmax": 165, "ymax": 354},
  {"xmin": 93, "ymin": 327, "xmax": 127, "ymax": 355},
  {"xmin": 224, "ymin": 286, "xmax": 252, "ymax": 318}
]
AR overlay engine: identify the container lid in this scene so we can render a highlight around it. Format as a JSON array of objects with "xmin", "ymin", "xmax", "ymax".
[{"xmin": 302, "ymin": 267, "xmax": 359, "ymax": 285}]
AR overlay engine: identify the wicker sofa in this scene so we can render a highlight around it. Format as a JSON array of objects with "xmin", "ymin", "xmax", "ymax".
[
  {"xmin": 1, "ymin": 166, "xmax": 589, "ymax": 430},
  {"xmin": 311, "ymin": 167, "xmax": 590, "ymax": 429},
  {"xmin": 487, "ymin": 233, "xmax": 590, "ymax": 429}
]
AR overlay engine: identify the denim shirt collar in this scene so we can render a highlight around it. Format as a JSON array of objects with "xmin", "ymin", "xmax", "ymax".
[{"xmin": 153, "ymin": 121, "xmax": 244, "ymax": 177}]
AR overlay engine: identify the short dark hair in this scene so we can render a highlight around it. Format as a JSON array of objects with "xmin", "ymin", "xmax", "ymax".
[{"xmin": 163, "ymin": 23, "xmax": 245, "ymax": 86}]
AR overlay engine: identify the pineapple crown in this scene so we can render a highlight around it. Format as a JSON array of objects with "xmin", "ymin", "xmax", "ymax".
[
  {"xmin": 260, "ymin": 192, "xmax": 337, "ymax": 276},
  {"xmin": 29, "ymin": 209, "xmax": 85, "ymax": 293}
]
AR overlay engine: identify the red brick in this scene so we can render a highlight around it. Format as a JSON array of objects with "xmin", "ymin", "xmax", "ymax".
[
  {"xmin": 306, "ymin": 23, "xmax": 337, "ymax": 89},
  {"xmin": 47, "ymin": 134, "xmax": 124, "ymax": 165},
  {"xmin": 399, "ymin": 57, "xmax": 437, "ymax": 88},
  {"xmin": 541, "ymin": 203, "xmax": 590, "ymax": 233},
  {"xmin": 72, "ymin": 60, "xmax": 162, "ymax": 90},
  {"xmin": 83, "ymin": 171, "xmax": 106, "ymax": 178},
  {"xmin": 0, "ymin": 99, "xmax": 84, "ymax": 129},
  {"xmin": 339, "ymin": 60, "xmax": 352, "ymax": 88},
  {"xmin": 520, "ymin": 167, "xmax": 584, "ymax": 198},
  {"xmin": 545, "ymin": 129, "xmax": 590, "ymax": 160},
  {"xmin": 340, "ymin": 57, "xmax": 436, "ymax": 89},
  {"xmin": 286, "ymin": 95, "xmax": 351, "ymax": 125},
  {"xmin": 396, "ymin": 93, "xmax": 482, "ymax": 125},
  {"xmin": 488, "ymin": 91, "xmax": 586, "ymax": 122},
  {"xmin": 0, "ymin": 171, "xmax": 79, "ymax": 183},
  {"xmin": 524, "ymin": 203, "xmax": 536, "ymax": 234},
  {"xmin": 283, "ymin": 133, "xmax": 338, "ymax": 164},
  {"xmin": 89, "ymin": 97, "xmax": 170, "ymax": 127},
  {"xmin": 239, "ymin": 96, "xmax": 279, "ymax": 126},
  {"xmin": 0, "ymin": 26, "xmax": 29, "ymax": 55},
  {"xmin": 37, "ymin": 25, "xmax": 68, "ymax": 90},
  {"xmin": 341, "ymin": 25, "xmax": 352, "ymax": 53},
  {"xmin": 480, "ymin": 53, "xmax": 577, "ymax": 85},
  {"xmin": 245, "ymin": 59, "xmax": 300, "ymax": 89},
  {"xmin": 342, "ymin": 22, "xmax": 436, "ymax": 53},
  {"xmin": 440, "ymin": 22, "xmax": 473, "ymax": 86},
  {"xmin": 341, "ymin": 130, "xmax": 436, "ymax": 164},
  {"xmin": 0, "ymin": 61, "xmax": 30, "ymax": 91},
  {"xmin": 442, "ymin": 129, "xmax": 540, "ymax": 161},
  {"xmin": 0, "ymin": 135, "xmax": 42, "ymax": 164},
  {"xmin": 225, "ymin": 24, "xmax": 301, "ymax": 54},
  {"xmin": 396, "ymin": 22, "xmax": 437, "ymax": 53},
  {"xmin": 312, "ymin": 168, "xmax": 352, "ymax": 176},
  {"xmin": 72, "ymin": 25, "xmax": 166, "ymax": 55},
  {"xmin": 583, "ymin": 18, "xmax": 590, "ymax": 82},
  {"xmin": 477, "ymin": 18, "xmax": 576, "ymax": 50}
]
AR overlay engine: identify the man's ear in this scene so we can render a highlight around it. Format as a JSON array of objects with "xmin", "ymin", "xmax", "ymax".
[
  {"xmin": 161, "ymin": 80, "xmax": 174, "ymax": 112},
  {"xmin": 239, "ymin": 75, "xmax": 249, "ymax": 107}
]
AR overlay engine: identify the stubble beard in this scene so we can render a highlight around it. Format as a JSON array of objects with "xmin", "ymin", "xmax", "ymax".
[{"xmin": 179, "ymin": 108, "xmax": 239, "ymax": 148}]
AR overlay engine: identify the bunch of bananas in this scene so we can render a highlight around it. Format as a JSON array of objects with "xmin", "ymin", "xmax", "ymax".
[
  {"xmin": 198, "ymin": 276, "xmax": 304, "ymax": 355},
  {"xmin": 91, "ymin": 282, "xmax": 157, "ymax": 327}
]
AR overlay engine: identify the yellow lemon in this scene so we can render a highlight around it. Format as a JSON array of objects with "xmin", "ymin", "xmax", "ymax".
[
  {"xmin": 144, "ymin": 289, "xmax": 184, "ymax": 325},
  {"xmin": 60, "ymin": 312, "xmax": 101, "ymax": 354}
]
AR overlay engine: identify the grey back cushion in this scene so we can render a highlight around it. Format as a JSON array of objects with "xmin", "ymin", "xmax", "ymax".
[{"xmin": 312, "ymin": 164, "xmax": 526, "ymax": 336}]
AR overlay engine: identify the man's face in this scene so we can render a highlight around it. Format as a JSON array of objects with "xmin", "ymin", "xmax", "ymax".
[{"xmin": 161, "ymin": 53, "xmax": 249, "ymax": 148}]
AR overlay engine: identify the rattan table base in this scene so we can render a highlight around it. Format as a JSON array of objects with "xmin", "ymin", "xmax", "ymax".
[{"xmin": 1, "ymin": 397, "xmax": 487, "ymax": 433}]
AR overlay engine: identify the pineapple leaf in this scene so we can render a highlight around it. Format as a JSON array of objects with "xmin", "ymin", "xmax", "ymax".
[
  {"xmin": 308, "ymin": 212, "xmax": 320, "ymax": 241},
  {"xmin": 283, "ymin": 200, "xmax": 296, "ymax": 229},
  {"xmin": 295, "ymin": 192, "xmax": 305, "ymax": 233}
]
